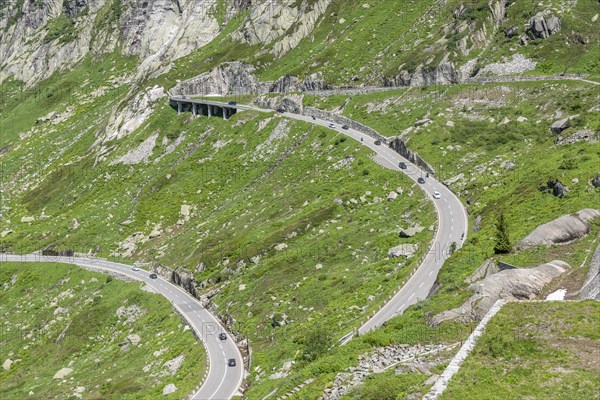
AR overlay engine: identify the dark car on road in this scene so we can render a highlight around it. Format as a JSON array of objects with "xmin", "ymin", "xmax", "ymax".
[
  {"xmin": 228, "ymin": 359, "xmax": 236, "ymax": 367},
  {"xmin": 417, "ymin": 177, "xmax": 425, "ymax": 184},
  {"xmin": 342, "ymin": 125, "xmax": 349, "ymax": 130},
  {"xmin": 374, "ymin": 140, "xmax": 381, "ymax": 145},
  {"xmin": 399, "ymin": 162, "xmax": 407, "ymax": 169},
  {"xmin": 149, "ymin": 273, "xmax": 158, "ymax": 279},
  {"xmin": 228, "ymin": 101, "xmax": 237, "ymax": 105},
  {"xmin": 219, "ymin": 333, "xmax": 227, "ymax": 341},
  {"xmin": 276, "ymin": 107, "xmax": 285, "ymax": 113}
]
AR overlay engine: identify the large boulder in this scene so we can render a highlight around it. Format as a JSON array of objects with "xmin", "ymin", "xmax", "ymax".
[
  {"xmin": 550, "ymin": 117, "xmax": 574, "ymax": 135},
  {"xmin": 53, "ymin": 367, "xmax": 73, "ymax": 380},
  {"xmin": 540, "ymin": 178, "xmax": 569, "ymax": 198},
  {"xmin": 388, "ymin": 244, "xmax": 418, "ymax": 258},
  {"xmin": 163, "ymin": 383, "xmax": 178, "ymax": 395},
  {"xmin": 431, "ymin": 260, "xmax": 570, "ymax": 325},
  {"xmin": 516, "ymin": 209, "xmax": 600, "ymax": 250},
  {"xmin": 527, "ymin": 11, "xmax": 561, "ymax": 39}
]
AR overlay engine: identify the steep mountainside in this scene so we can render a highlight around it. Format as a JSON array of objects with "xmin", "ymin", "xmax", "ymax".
[{"xmin": 1, "ymin": 0, "xmax": 599, "ymax": 398}]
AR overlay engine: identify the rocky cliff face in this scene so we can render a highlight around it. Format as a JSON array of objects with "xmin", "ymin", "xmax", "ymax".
[
  {"xmin": 0, "ymin": 0, "xmax": 108, "ymax": 86},
  {"xmin": 170, "ymin": 62, "xmax": 329, "ymax": 96},
  {"xmin": 0, "ymin": 0, "xmax": 226, "ymax": 86},
  {"xmin": 384, "ymin": 59, "xmax": 459, "ymax": 87},
  {"xmin": 232, "ymin": 0, "xmax": 331, "ymax": 58}
]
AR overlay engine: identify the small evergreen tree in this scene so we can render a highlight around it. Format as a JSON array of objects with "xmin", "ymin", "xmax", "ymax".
[{"xmin": 493, "ymin": 212, "xmax": 511, "ymax": 254}]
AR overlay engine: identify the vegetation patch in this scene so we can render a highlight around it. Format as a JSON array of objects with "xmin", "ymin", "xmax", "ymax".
[
  {"xmin": 0, "ymin": 262, "xmax": 205, "ymax": 399},
  {"xmin": 442, "ymin": 301, "xmax": 600, "ymax": 400}
]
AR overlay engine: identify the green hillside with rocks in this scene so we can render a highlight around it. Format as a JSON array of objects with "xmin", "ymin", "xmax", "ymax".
[
  {"xmin": 0, "ymin": 262, "xmax": 204, "ymax": 399},
  {"xmin": 0, "ymin": 0, "xmax": 598, "ymax": 398}
]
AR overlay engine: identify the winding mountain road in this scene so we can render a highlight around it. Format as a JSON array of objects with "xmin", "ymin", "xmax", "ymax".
[
  {"xmin": 3, "ymin": 98, "xmax": 468, "ymax": 400},
  {"xmin": 1, "ymin": 254, "xmax": 243, "ymax": 400},
  {"xmin": 273, "ymin": 112, "xmax": 469, "ymax": 335},
  {"xmin": 172, "ymin": 95, "xmax": 469, "ymax": 334}
]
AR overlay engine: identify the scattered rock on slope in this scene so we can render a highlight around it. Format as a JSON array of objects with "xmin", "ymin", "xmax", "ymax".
[
  {"xmin": 53, "ymin": 367, "xmax": 73, "ymax": 380},
  {"xmin": 540, "ymin": 179, "xmax": 569, "ymax": 198},
  {"xmin": 163, "ymin": 383, "xmax": 177, "ymax": 395},
  {"xmin": 515, "ymin": 209, "xmax": 599, "ymax": 250},
  {"xmin": 3, "ymin": 359, "xmax": 13, "ymax": 371},
  {"xmin": 550, "ymin": 116, "xmax": 577, "ymax": 135}
]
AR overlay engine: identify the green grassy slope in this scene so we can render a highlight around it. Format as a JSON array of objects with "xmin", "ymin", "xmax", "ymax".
[
  {"xmin": 0, "ymin": 262, "xmax": 205, "ymax": 400},
  {"xmin": 442, "ymin": 301, "xmax": 600, "ymax": 400},
  {"xmin": 0, "ymin": 53, "xmax": 437, "ymax": 397},
  {"xmin": 0, "ymin": 0, "xmax": 598, "ymax": 397}
]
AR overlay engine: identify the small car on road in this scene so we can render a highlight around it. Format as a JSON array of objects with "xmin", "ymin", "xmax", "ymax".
[
  {"xmin": 374, "ymin": 140, "xmax": 381, "ymax": 145},
  {"xmin": 433, "ymin": 191, "xmax": 441, "ymax": 199},
  {"xmin": 342, "ymin": 125, "xmax": 349, "ymax": 130},
  {"xmin": 219, "ymin": 333, "xmax": 227, "ymax": 341},
  {"xmin": 149, "ymin": 273, "xmax": 158, "ymax": 279},
  {"xmin": 417, "ymin": 177, "xmax": 426, "ymax": 184},
  {"xmin": 399, "ymin": 162, "xmax": 407, "ymax": 169},
  {"xmin": 228, "ymin": 359, "xmax": 236, "ymax": 367},
  {"xmin": 228, "ymin": 101, "xmax": 237, "ymax": 105},
  {"xmin": 132, "ymin": 266, "xmax": 140, "ymax": 271}
]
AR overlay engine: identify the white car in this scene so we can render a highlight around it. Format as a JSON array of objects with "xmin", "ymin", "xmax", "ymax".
[
  {"xmin": 432, "ymin": 191, "xmax": 441, "ymax": 199},
  {"xmin": 132, "ymin": 266, "xmax": 140, "ymax": 271}
]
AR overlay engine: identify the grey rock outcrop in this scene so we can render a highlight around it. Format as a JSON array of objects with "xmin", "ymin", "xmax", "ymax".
[
  {"xmin": 550, "ymin": 179, "xmax": 568, "ymax": 198},
  {"xmin": 153, "ymin": 263, "xmax": 198, "ymax": 299},
  {"xmin": 270, "ymin": 72, "xmax": 328, "ymax": 93},
  {"xmin": 0, "ymin": 0, "xmax": 224, "ymax": 86},
  {"xmin": 388, "ymin": 244, "xmax": 418, "ymax": 258},
  {"xmin": 256, "ymin": 94, "xmax": 305, "ymax": 114},
  {"xmin": 399, "ymin": 226, "xmax": 424, "ymax": 238},
  {"xmin": 432, "ymin": 260, "xmax": 570, "ymax": 325},
  {"xmin": 171, "ymin": 63, "xmax": 328, "ymax": 97},
  {"xmin": 555, "ymin": 129, "xmax": 599, "ymax": 145},
  {"xmin": 527, "ymin": 11, "xmax": 561, "ymax": 40},
  {"xmin": 516, "ymin": 209, "xmax": 600, "ymax": 250},
  {"xmin": 464, "ymin": 258, "xmax": 517, "ymax": 284},
  {"xmin": 385, "ymin": 58, "xmax": 459, "ymax": 87},
  {"xmin": 232, "ymin": 0, "xmax": 332, "ymax": 57},
  {"xmin": 172, "ymin": 267, "xmax": 198, "ymax": 298},
  {"xmin": 170, "ymin": 62, "xmax": 267, "ymax": 96},
  {"xmin": 388, "ymin": 137, "xmax": 435, "ymax": 175},
  {"xmin": 580, "ymin": 243, "xmax": 600, "ymax": 301}
]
